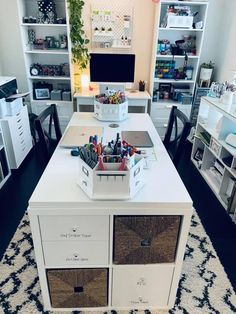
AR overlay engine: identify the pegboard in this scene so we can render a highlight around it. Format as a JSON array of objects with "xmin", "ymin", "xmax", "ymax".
[{"xmin": 91, "ymin": 3, "xmax": 133, "ymax": 50}]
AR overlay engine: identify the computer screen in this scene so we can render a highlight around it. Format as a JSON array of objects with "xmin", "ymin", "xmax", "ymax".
[{"xmin": 90, "ymin": 53, "xmax": 135, "ymax": 83}]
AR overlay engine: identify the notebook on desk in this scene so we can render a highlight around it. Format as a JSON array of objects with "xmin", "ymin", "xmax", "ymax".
[
  {"xmin": 59, "ymin": 126, "xmax": 103, "ymax": 147},
  {"xmin": 121, "ymin": 131, "xmax": 154, "ymax": 147}
]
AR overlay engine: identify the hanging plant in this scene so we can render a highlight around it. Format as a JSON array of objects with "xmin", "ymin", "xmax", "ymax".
[{"xmin": 67, "ymin": 0, "xmax": 90, "ymax": 72}]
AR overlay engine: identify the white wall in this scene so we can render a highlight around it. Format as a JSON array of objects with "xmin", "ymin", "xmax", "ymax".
[{"xmin": 0, "ymin": 1, "xmax": 28, "ymax": 92}]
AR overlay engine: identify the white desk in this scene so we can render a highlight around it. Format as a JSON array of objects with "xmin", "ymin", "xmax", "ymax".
[
  {"xmin": 28, "ymin": 113, "xmax": 192, "ymax": 311},
  {"xmin": 75, "ymin": 90, "xmax": 151, "ymax": 113}
]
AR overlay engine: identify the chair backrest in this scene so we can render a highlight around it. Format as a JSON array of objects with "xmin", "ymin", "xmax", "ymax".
[
  {"xmin": 163, "ymin": 105, "xmax": 191, "ymax": 167},
  {"xmin": 35, "ymin": 104, "xmax": 62, "ymax": 160}
]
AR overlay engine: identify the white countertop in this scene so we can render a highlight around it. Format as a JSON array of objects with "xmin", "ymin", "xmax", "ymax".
[{"xmin": 29, "ymin": 113, "xmax": 192, "ymax": 211}]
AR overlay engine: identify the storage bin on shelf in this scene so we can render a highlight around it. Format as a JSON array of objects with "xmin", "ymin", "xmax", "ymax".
[
  {"xmin": 167, "ymin": 15, "xmax": 193, "ymax": 29},
  {"xmin": 94, "ymin": 91, "xmax": 128, "ymax": 122},
  {"xmin": 78, "ymin": 154, "xmax": 145, "ymax": 200}
]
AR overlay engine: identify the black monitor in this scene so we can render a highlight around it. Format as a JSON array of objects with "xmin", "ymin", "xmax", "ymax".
[{"xmin": 89, "ymin": 53, "xmax": 135, "ymax": 83}]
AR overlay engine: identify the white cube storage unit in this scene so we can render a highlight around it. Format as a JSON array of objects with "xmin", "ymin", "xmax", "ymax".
[
  {"xmin": 28, "ymin": 113, "xmax": 193, "ymax": 312},
  {"xmin": 192, "ymin": 96, "xmax": 236, "ymax": 219}
]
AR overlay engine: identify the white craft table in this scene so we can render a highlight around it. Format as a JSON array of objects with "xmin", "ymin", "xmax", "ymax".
[{"xmin": 28, "ymin": 113, "xmax": 192, "ymax": 312}]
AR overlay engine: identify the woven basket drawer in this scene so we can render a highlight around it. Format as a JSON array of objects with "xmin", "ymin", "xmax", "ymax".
[
  {"xmin": 47, "ymin": 268, "xmax": 108, "ymax": 308},
  {"xmin": 113, "ymin": 215, "xmax": 181, "ymax": 264}
]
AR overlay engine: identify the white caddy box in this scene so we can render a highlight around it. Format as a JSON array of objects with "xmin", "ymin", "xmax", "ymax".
[
  {"xmin": 94, "ymin": 99, "xmax": 128, "ymax": 121},
  {"xmin": 78, "ymin": 154, "xmax": 145, "ymax": 200},
  {"xmin": 167, "ymin": 15, "xmax": 193, "ymax": 29}
]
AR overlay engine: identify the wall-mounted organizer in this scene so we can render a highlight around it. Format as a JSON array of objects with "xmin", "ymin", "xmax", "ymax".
[
  {"xmin": 91, "ymin": 4, "xmax": 133, "ymax": 50},
  {"xmin": 17, "ymin": 0, "xmax": 74, "ymax": 133},
  {"xmin": 192, "ymin": 96, "xmax": 236, "ymax": 221}
]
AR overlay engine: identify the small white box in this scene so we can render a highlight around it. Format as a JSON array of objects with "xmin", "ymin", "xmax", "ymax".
[
  {"xmin": 94, "ymin": 99, "xmax": 128, "ymax": 122},
  {"xmin": 167, "ymin": 15, "xmax": 193, "ymax": 29},
  {"xmin": 6, "ymin": 98, "xmax": 23, "ymax": 116},
  {"xmin": 78, "ymin": 154, "xmax": 145, "ymax": 200}
]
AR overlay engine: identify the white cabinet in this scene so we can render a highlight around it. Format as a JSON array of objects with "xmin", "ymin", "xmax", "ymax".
[
  {"xmin": 192, "ymin": 96, "xmax": 236, "ymax": 220},
  {"xmin": 0, "ymin": 129, "xmax": 11, "ymax": 189},
  {"xmin": 17, "ymin": 0, "xmax": 74, "ymax": 130},
  {"xmin": 149, "ymin": 1, "xmax": 209, "ymax": 137},
  {"xmin": 0, "ymin": 104, "xmax": 32, "ymax": 169}
]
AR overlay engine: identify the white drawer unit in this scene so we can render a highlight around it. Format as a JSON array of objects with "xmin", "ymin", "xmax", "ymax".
[
  {"xmin": 39, "ymin": 215, "xmax": 109, "ymax": 242},
  {"xmin": 0, "ymin": 104, "xmax": 32, "ymax": 169},
  {"xmin": 112, "ymin": 265, "xmax": 174, "ymax": 307},
  {"xmin": 43, "ymin": 241, "xmax": 109, "ymax": 267}
]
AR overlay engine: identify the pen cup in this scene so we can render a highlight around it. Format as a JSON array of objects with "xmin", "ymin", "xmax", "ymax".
[{"xmin": 139, "ymin": 81, "xmax": 145, "ymax": 92}]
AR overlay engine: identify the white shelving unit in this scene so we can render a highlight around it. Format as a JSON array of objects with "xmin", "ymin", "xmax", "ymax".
[
  {"xmin": 149, "ymin": 0, "xmax": 209, "ymax": 139},
  {"xmin": 192, "ymin": 96, "xmax": 236, "ymax": 220},
  {"xmin": 17, "ymin": 0, "xmax": 74, "ymax": 133}
]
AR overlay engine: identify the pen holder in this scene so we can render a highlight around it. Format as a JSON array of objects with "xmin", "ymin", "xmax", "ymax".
[
  {"xmin": 139, "ymin": 82, "xmax": 145, "ymax": 92},
  {"xmin": 77, "ymin": 154, "xmax": 145, "ymax": 200}
]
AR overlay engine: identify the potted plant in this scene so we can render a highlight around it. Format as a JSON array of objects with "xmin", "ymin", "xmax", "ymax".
[
  {"xmin": 199, "ymin": 61, "xmax": 215, "ymax": 81},
  {"xmin": 67, "ymin": 0, "xmax": 90, "ymax": 73}
]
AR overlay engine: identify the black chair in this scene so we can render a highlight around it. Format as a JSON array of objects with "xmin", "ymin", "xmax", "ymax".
[
  {"xmin": 163, "ymin": 106, "xmax": 191, "ymax": 167},
  {"xmin": 35, "ymin": 104, "xmax": 62, "ymax": 160}
]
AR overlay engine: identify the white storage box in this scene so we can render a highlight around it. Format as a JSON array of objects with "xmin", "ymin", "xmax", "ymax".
[
  {"xmin": 6, "ymin": 98, "xmax": 23, "ymax": 116},
  {"xmin": 94, "ymin": 99, "xmax": 128, "ymax": 122},
  {"xmin": 167, "ymin": 15, "xmax": 193, "ymax": 29},
  {"xmin": 78, "ymin": 154, "xmax": 145, "ymax": 200}
]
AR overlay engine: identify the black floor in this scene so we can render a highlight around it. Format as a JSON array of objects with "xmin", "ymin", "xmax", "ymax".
[{"xmin": 0, "ymin": 143, "xmax": 236, "ymax": 293}]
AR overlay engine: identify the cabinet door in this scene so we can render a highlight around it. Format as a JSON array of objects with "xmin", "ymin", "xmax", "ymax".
[{"xmin": 112, "ymin": 265, "xmax": 174, "ymax": 307}]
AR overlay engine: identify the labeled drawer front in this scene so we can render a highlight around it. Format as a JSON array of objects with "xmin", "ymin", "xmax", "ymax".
[
  {"xmin": 47, "ymin": 268, "xmax": 108, "ymax": 308},
  {"xmin": 43, "ymin": 241, "xmax": 109, "ymax": 266},
  {"xmin": 112, "ymin": 265, "xmax": 174, "ymax": 307},
  {"xmin": 113, "ymin": 215, "xmax": 181, "ymax": 264},
  {"xmin": 39, "ymin": 215, "xmax": 109, "ymax": 241},
  {"xmin": 128, "ymin": 99, "xmax": 147, "ymax": 107}
]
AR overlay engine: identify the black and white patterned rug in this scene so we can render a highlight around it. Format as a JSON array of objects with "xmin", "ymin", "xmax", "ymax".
[{"xmin": 0, "ymin": 212, "xmax": 236, "ymax": 314}]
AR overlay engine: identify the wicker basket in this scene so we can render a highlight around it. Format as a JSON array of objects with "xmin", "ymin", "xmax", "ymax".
[
  {"xmin": 47, "ymin": 268, "xmax": 108, "ymax": 308},
  {"xmin": 113, "ymin": 216, "xmax": 181, "ymax": 264}
]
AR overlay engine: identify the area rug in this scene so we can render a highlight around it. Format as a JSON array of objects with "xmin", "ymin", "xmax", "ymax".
[{"xmin": 0, "ymin": 211, "xmax": 236, "ymax": 314}]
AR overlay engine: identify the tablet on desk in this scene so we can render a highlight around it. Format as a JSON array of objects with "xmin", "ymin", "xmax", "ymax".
[
  {"xmin": 59, "ymin": 126, "xmax": 103, "ymax": 147},
  {"xmin": 121, "ymin": 131, "xmax": 154, "ymax": 147}
]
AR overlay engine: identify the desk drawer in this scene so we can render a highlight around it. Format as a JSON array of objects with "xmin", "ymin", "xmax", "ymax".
[
  {"xmin": 39, "ymin": 215, "xmax": 109, "ymax": 242},
  {"xmin": 112, "ymin": 265, "xmax": 174, "ymax": 307},
  {"xmin": 128, "ymin": 99, "xmax": 147, "ymax": 107},
  {"xmin": 43, "ymin": 241, "xmax": 109, "ymax": 266}
]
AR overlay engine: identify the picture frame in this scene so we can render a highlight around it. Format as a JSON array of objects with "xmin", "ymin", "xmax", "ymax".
[{"xmin": 35, "ymin": 88, "xmax": 50, "ymax": 100}]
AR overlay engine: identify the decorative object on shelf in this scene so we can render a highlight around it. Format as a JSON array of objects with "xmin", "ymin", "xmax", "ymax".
[
  {"xmin": 199, "ymin": 61, "xmax": 214, "ymax": 87},
  {"xmin": 30, "ymin": 63, "xmax": 70, "ymax": 77},
  {"xmin": 194, "ymin": 148, "xmax": 203, "ymax": 162},
  {"xmin": 159, "ymin": 83, "xmax": 172, "ymax": 100},
  {"xmin": 225, "ymin": 133, "xmax": 236, "ymax": 148},
  {"xmin": 37, "ymin": 0, "xmax": 57, "ymax": 24},
  {"xmin": 28, "ymin": 29, "xmax": 36, "ymax": 48},
  {"xmin": 67, "ymin": 0, "xmax": 90, "ymax": 72}
]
